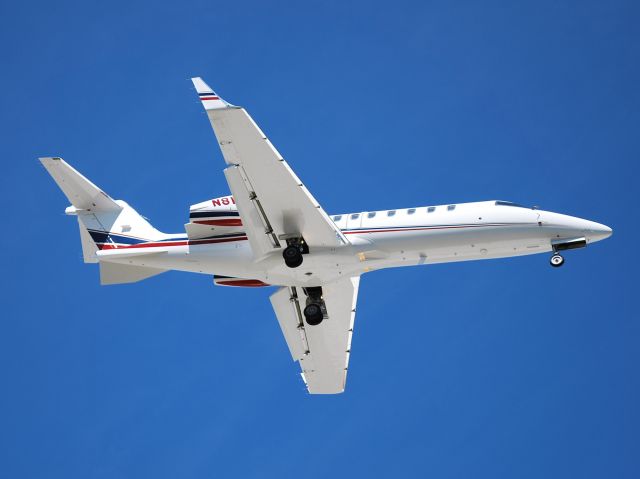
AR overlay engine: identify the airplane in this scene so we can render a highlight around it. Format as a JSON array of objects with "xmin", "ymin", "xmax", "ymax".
[{"xmin": 40, "ymin": 77, "xmax": 613, "ymax": 394}]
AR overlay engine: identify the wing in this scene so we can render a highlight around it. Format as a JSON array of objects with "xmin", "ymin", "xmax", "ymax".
[
  {"xmin": 191, "ymin": 77, "xmax": 347, "ymax": 259},
  {"xmin": 270, "ymin": 276, "xmax": 360, "ymax": 394}
]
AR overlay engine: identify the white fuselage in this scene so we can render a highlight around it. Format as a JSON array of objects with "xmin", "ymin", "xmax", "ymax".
[{"xmin": 99, "ymin": 200, "xmax": 612, "ymax": 287}]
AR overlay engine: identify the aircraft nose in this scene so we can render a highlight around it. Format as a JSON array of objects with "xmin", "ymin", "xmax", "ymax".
[
  {"xmin": 541, "ymin": 211, "xmax": 612, "ymax": 243},
  {"xmin": 572, "ymin": 217, "xmax": 612, "ymax": 242},
  {"xmin": 586, "ymin": 221, "xmax": 613, "ymax": 241}
]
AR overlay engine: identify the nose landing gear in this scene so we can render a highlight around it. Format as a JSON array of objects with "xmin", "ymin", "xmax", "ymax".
[
  {"xmin": 550, "ymin": 253, "xmax": 564, "ymax": 267},
  {"xmin": 549, "ymin": 237, "xmax": 587, "ymax": 268}
]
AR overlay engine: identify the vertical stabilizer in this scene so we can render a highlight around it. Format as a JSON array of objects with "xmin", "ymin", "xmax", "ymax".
[
  {"xmin": 40, "ymin": 157, "xmax": 168, "ymax": 263},
  {"xmin": 40, "ymin": 157, "xmax": 122, "ymax": 212}
]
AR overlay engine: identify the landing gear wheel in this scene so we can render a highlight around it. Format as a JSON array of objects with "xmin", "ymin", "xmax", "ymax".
[
  {"xmin": 304, "ymin": 303, "xmax": 324, "ymax": 326},
  {"xmin": 550, "ymin": 254, "xmax": 564, "ymax": 268},
  {"xmin": 283, "ymin": 245, "xmax": 303, "ymax": 268}
]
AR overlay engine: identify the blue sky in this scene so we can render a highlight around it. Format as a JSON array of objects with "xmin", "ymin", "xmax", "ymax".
[{"xmin": 1, "ymin": 0, "xmax": 638, "ymax": 477}]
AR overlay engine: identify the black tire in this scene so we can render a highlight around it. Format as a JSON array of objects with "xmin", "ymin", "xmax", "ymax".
[
  {"xmin": 304, "ymin": 303, "xmax": 324, "ymax": 326},
  {"xmin": 550, "ymin": 254, "xmax": 564, "ymax": 268},
  {"xmin": 283, "ymin": 245, "xmax": 303, "ymax": 268}
]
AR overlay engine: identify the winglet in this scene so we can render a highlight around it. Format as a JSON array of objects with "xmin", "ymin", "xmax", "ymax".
[{"xmin": 191, "ymin": 77, "xmax": 235, "ymax": 110}]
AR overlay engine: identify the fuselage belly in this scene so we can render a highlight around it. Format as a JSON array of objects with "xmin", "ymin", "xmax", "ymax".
[{"xmin": 102, "ymin": 200, "xmax": 611, "ymax": 287}]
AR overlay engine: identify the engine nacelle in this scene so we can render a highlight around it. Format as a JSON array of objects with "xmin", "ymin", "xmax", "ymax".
[
  {"xmin": 190, "ymin": 195, "xmax": 240, "ymax": 226},
  {"xmin": 186, "ymin": 195, "xmax": 244, "ymax": 239}
]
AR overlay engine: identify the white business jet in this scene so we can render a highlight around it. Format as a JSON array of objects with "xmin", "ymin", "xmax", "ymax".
[{"xmin": 40, "ymin": 77, "xmax": 612, "ymax": 394}]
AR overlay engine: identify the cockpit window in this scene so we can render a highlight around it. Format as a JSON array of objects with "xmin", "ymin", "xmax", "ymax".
[{"xmin": 495, "ymin": 201, "xmax": 527, "ymax": 208}]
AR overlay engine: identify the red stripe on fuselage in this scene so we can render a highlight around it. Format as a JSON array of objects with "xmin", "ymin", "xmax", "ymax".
[
  {"xmin": 194, "ymin": 219, "xmax": 243, "ymax": 226},
  {"xmin": 99, "ymin": 235, "xmax": 247, "ymax": 250}
]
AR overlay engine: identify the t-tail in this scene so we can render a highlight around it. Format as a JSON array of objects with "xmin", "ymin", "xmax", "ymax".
[{"xmin": 40, "ymin": 157, "xmax": 171, "ymax": 285}]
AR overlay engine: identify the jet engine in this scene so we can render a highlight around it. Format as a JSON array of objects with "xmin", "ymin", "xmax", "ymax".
[{"xmin": 186, "ymin": 195, "xmax": 244, "ymax": 238}]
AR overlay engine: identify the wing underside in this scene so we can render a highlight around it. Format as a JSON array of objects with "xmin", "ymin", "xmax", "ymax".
[
  {"xmin": 270, "ymin": 276, "xmax": 360, "ymax": 394},
  {"xmin": 191, "ymin": 77, "xmax": 347, "ymax": 259},
  {"xmin": 191, "ymin": 77, "xmax": 360, "ymax": 393}
]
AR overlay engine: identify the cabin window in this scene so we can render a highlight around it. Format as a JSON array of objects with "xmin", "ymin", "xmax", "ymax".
[
  {"xmin": 407, "ymin": 208, "xmax": 416, "ymax": 215},
  {"xmin": 427, "ymin": 207, "xmax": 436, "ymax": 213},
  {"xmin": 333, "ymin": 215, "xmax": 342, "ymax": 221},
  {"xmin": 367, "ymin": 212, "xmax": 376, "ymax": 218},
  {"xmin": 387, "ymin": 210, "xmax": 396, "ymax": 217},
  {"xmin": 495, "ymin": 200, "xmax": 526, "ymax": 208},
  {"xmin": 351, "ymin": 213, "xmax": 360, "ymax": 220},
  {"xmin": 447, "ymin": 205, "xmax": 456, "ymax": 211}
]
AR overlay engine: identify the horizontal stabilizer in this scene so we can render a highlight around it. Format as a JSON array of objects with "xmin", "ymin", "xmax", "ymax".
[
  {"xmin": 39, "ymin": 157, "xmax": 121, "ymax": 212},
  {"xmin": 99, "ymin": 262, "xmax": 167, "ymax": 285}
]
